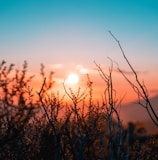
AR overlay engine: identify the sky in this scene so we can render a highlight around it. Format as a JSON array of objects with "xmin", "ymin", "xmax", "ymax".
[{"xmin": 0, "ymin": 0, "xmax": 158, "ymax": 103}]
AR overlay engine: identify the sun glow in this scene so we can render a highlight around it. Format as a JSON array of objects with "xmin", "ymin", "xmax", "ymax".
[{"xmin": 66, "ymin": 73, "xmax": 79, "ymax": 85}]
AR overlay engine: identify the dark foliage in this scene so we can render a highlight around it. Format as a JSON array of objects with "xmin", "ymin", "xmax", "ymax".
[{"xmin": 0, "ymin": 60, "xmax": 157, "ymax": 160}]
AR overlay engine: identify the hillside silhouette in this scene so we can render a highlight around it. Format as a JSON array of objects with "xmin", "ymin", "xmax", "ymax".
[{"xmin": 121, "ymin": 95, "xmax": 158, "ymax": 134}]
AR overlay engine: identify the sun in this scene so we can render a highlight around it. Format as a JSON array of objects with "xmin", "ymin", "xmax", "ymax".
[{"xmin": 66, "ymin": 73, "xmax": 79, "ymax": 85}]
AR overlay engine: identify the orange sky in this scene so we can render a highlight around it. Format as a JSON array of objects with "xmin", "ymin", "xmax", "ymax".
[
  {"xmin": 28, "ymin": 61, "xmax": 158, "ymax": 106},
  {"xmin": 1, "ymin": 0, "xmax": 158, "ymax": 105}
]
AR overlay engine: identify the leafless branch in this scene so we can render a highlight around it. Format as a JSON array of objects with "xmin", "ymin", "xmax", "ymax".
[{"xmin": 109, "ymin": 30, "xmax": 158, "ymax": 126}]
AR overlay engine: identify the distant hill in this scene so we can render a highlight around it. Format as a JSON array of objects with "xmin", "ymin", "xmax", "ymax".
[{"xmin": 120, "ymin": 95, "xmax": 158, "ymax": 134}]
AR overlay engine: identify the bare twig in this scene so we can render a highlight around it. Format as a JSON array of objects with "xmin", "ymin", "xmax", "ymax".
[{"xmin": 109, "ymin": 30, "xmax": 158, "ymax": 126}]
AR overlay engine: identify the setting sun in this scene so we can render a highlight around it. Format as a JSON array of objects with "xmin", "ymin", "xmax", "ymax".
[{"xmin": 66, "ymin": 73, "xmax": 79, "ymax": 85}]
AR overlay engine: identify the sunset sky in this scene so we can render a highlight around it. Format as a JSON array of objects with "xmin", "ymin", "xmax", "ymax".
[{"xmin": 0, "ymin": 0, "xmax": 158, "ymax": 103}]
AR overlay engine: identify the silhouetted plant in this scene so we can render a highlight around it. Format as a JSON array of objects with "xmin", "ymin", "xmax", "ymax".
[
  {"xmin": 95, "ymin": 59, "xmax": 124, "ymax": 160},
  {"xmin": 109, "ymin": 31, "xmax": 158, "ymax": 127},
  {"xmin": 0, "ymin": 59, "xmax": 157, "ymax": 160}
]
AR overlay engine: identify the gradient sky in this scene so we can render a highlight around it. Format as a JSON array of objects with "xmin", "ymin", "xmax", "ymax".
[{"xmin": 0, "ymin": 0, "xmax": 158, "ymax": 102}]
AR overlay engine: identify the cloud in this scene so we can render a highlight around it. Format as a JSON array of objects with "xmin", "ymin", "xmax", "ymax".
[
  {"xmin": 75, "ymin": 64, "xmax": 88, "ymax": 74},
  {"xmin": 75, "ymin": 64, "xmax": 98, "ymax": 75},
  {"xmin": 76, "ymin": 64, "xmax": 83, "ymax": 70},
  {"xmin": 79, "ymin": 68, "xmax": 89, "ymax": 74},
  {"xmin": 114, "ymin": 68, "xmax": 148, "ymax": 75},
  {"xmin": 48, "ymin": 64, "xmax": 64, "ymax": 69}
]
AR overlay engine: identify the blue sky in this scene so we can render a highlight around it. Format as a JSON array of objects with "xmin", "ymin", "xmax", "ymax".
[{"xmin": 0, "ymin": 0, "xmax": 158, "ymax": 80}]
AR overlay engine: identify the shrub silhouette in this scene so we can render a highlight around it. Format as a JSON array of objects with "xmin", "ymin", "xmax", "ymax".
[{"xmin": 0, "ymin": 59, "xmax": 158, "ymax": 160}]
